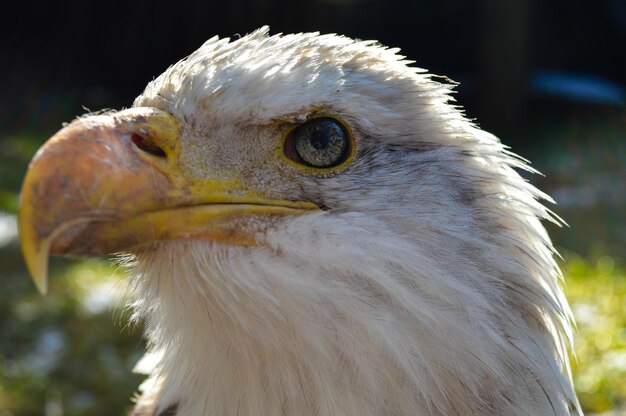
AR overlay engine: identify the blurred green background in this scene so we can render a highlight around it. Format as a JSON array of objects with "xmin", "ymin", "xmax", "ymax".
[{"xmin": 1, "ymin": 0, "xmax": 625, "ymax": 414}]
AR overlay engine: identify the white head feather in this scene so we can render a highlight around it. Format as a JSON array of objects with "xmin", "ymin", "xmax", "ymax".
[{"xmin": 128, "ymin": 27, "xmax": 581, "ymax": 416}]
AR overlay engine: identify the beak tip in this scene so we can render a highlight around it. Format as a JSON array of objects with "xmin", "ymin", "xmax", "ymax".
[
  {"xmin": 24, "ymin": 253, "xmax": 49, "ymax": 295},
  {"xmin": 20, "ymin": 230, "xmax": 51, "ymax": 296},
  {"xmin": 33, "ymin": 276, "xmax": 48, "ymax": 295}
]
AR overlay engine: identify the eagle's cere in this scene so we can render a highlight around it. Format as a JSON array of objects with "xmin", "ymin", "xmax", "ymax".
[{"xmin": 19, "ymin": 27, "xmax": 582, "ymax": 415}]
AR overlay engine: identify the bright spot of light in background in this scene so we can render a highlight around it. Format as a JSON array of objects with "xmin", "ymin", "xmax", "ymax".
[
  {"xmin": 73, "ymin": 266, "xmax": 127, "ymax": 315},
  {"xmin": 0, "ymin": 211, "xmax": 18, "ymax": 247},
  {"xmin": 82, "ymin": 280, "xmax": 125, "ymax": 314}
]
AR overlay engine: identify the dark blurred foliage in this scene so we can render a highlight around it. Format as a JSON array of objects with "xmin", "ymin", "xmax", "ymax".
[{"xmin": 1, "ymin": 0, "xmax": 624, "ymax": 134}]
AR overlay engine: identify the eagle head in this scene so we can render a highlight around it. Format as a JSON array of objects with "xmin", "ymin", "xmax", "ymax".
[{"xmin": 19, "ymin": 27, "xmax": 581, "ymax": 415}]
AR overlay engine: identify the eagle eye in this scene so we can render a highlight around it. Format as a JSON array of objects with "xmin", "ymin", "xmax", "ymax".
[{"xmin": 284, "ymin": 118, "xmax": 351, "ymax": 169}]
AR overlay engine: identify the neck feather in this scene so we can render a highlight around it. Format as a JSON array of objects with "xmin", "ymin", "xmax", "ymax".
[{"xmin": 128, "ymin": 213, "xmax": 577, "ymax": 416}]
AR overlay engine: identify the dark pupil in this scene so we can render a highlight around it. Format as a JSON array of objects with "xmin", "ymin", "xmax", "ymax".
[
  {"xmin": 291, "ymin": 118, "xmax": 348, "ymax": 168},
  {"xmin": 310, "ymin": 130, "xmax": 330, "ymax": 150}
]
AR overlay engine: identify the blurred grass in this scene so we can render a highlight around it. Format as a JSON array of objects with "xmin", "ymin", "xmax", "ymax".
[
  {"xmin": 0, "ymin": 251, "xmax": 144, "ymax": 416},
  {"xmin": 0, "ymin": 111, "xmax": 624, "ymax": 414},
  {"xmin": 565, "ymin": 254, "xmax": 626, "ymax": 414}
]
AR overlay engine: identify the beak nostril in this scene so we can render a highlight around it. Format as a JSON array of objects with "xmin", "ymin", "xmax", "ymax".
[{"xmin": 131, "ymin": 133, "xmax": 167, "ymax": 158}]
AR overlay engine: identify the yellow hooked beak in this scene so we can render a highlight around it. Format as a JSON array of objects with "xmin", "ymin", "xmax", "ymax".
[{"xmin": 19, "ymin": 107, "xmax": 318, "ymax": 294}]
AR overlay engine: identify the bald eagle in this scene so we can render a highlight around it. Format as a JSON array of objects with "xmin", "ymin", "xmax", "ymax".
[{"xmin": 19, "ymin": 28, "xmax": 581, "ymax": 416}]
